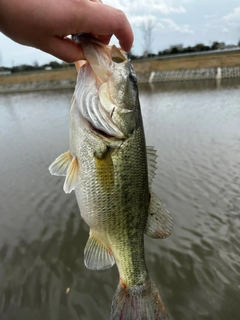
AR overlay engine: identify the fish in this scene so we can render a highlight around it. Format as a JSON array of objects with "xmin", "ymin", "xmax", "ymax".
[{"xmin": 49, "ymin": 34, "xmax": 173, "ymax": 320}]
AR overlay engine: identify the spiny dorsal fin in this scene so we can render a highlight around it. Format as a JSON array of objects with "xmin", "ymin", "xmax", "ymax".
[
  {"xmin": 145, "ymin": 192, "xmax": 173, "ymax": 239},
  {"xmin": 146, "ymin": 146, "xmax": 157, "ymax": 188},
  {"xmin": 49, "ymin": 151, "xmax": 72, "ymax": 176},
  {"xmin": 63, "ymin": 157, "xmax": 79, "ymax": 194},
  {"xmin": 84, "ymin": 232, "xmax": 115, "ymax": 270}
]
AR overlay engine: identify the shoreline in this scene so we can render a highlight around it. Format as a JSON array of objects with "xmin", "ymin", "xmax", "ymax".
[{"xmin": 1, "ymin": 66, "xmax": 240, "ymax": 93}]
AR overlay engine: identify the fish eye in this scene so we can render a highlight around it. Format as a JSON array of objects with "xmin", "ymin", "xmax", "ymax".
[
  {"xmin": 112, "ymin": 56, "xmax": 125, "ymax": 63},
  {"xmin": 111, "ymin": 46, "xmax": 126, "ymax": 63}
]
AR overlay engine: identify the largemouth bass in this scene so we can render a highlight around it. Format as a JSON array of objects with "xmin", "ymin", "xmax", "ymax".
[{"xmin": 49, "ymin": 34, "xmax": 173, "ymax": 320}]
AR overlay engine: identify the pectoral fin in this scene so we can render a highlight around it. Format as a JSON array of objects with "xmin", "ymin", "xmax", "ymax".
[
  {"xmin": 49, "ymin": 151, "xmax": 72, "ymax": 176},
  {"xmin": 63, "ymin": 157, "xmax": 79, "ymax": 194},
  {"xmin": 145, "ymin": 192, "xmax": 173, "ymax": 239},
  {"xmin": 84, "ymin": 232, "xmax": 115, "ymax": 270}
]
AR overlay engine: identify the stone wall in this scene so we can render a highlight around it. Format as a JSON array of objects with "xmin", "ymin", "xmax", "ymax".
[
  {"xmin": 0, "ymin": 79, "xmax": 76, "ymax": 93},
  {"xmin": 139, "ymin": 66, "xmax": 240, "ymax": 83},
  {"xmin": 221, "ymin": 66, "xmax": 240, "ymax": 78}
]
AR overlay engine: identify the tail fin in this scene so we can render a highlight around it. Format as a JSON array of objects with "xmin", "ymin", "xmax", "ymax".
[{"xmin": 110, "ymin": 278, "xmax": 168, "ymax": 320}]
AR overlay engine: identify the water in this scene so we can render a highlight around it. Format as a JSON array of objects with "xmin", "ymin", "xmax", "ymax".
[{"xmin": 0, "ymin": 79, "xmax": 240, "ymax": 320}]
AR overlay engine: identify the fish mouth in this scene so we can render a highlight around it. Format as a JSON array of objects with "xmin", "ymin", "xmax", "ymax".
[
  {"xmin": 73, "ymin": 34, "xmax": 128, "ymax": 140},
  {"xmin": 72, "ymin": 33, "xmax": 127, "ymax": 82}
]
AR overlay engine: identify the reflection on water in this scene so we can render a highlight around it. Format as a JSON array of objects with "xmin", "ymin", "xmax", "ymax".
[{"xmin": 0, "ymin": 80, "xmax": 240, "ymax": 320}]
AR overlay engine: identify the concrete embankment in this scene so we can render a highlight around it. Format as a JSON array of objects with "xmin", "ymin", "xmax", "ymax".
[
  {"xmin": 136, "ymin": 66, "xmax": 240, "ymax": 83},
  {"xmin": 1, "ymin": 67, "xmax": 240, "ymax": 93},
  {"xmin": 0, "ymin": 79, "xmax": 76, "ymax": 93}
]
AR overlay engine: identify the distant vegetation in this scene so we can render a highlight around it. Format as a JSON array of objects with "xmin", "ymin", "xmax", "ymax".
[
  {"xmin": 0, "ymin": 61, "xmax": 75, "ymax": 74},
  {"xmin": 0, "ymin": 41, "xmax": 239, "ymax": 74},
  {"xmin": 129, "ymin": 41, "xmax": 239, "ymax": 60}
]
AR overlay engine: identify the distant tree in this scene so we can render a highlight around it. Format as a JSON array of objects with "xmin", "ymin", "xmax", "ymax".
[
  {"xmin": 49, "ymin": 61, "xmax": 62, "ymax": 69},
  {"xmin": 141, "ymin": 19, "xmax": 154, "ymax": 57},
  {"xmin": 148, "ymin": 53, "xmax": 156, "ymax": 58},
  {"xmin": 211, "ymin": 41, "xmax": 220, "ymax": 50},
  {"xmin": 11, "ymin": 64, "xmax": 34, "ymax": 73},
  {"xmin": 33, "ymin": 60, "xmax": 39, "ymax": 68},
  {"xmin": 62, "ymin": 61, "xmax": 71, "ymax": 68},
  {"xmin": 194, "ymin": 43, "xmax": 205, "ymax": 51},
  {"xmin": 128, "ymin": 51, "xmax": 138, "ymax": 60},
  {"xmin": 162, "ymin": 49, "xmax": 171, "ymax": 55},
  {"xmin": 183, "ymin": 46, "xmax": 194, "ymax": 53},
  {"xmin": 170, "ymin": 47, "xmax": 180, "ymax": 54},
  {"xmin": 193, "ymin": 43, "xmax": 209, "ymax": 52}
]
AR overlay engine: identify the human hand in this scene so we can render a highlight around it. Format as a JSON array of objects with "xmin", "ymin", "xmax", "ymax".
[{"xmin": 0, "ymin": 0, "xmax": 133, "ymax": 62}]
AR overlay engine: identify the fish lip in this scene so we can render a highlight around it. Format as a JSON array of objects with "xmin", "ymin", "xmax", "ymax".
[{"xmin": 72, "ymin": 33, "xmax": 128, "ymax": 73}]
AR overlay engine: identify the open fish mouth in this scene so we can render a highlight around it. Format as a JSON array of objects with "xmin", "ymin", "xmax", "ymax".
[
  {"xmin": 72, "ymin": 34, "xmax": 131, "ymax": 140},
  {"xmin": 72, "ymin": 33, "xmax": 127, "ymax": 83}
]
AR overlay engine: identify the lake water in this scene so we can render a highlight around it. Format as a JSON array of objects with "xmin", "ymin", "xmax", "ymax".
[{"xmin": 0, "ymin": 79, "xmax": 240, "ymax": 320}]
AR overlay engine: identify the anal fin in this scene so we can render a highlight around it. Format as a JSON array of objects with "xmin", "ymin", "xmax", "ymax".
[
  {"xmin": 145, "ymin": 192, "xmax": 173, "ymax": 239},
  {"xmin": 84, "ymin": 232, "xmax": 115, "ymax": 270},
  {"xmin": 49, "ymin": 151, "xmax": 72, "ymax": 176}
]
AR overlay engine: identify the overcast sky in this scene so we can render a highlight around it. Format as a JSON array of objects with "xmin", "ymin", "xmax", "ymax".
[{"xmin": 0, "ymin": 0, "xmax": 240, "ymax": 67}]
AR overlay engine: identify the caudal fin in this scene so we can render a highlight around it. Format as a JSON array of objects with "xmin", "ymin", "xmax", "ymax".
[{"xmin": 110, "ymin": 278, "xmax": 168, "ymax": 320}]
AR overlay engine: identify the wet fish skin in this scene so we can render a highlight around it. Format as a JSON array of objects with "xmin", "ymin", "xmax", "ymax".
[{"xmin": 49, "ymin": 35, "xmax": 172, "ymax": 320}]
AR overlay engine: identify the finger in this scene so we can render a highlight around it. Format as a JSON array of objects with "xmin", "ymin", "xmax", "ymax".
[
  {"xmin": 40, "ymin": 36, "xmax": 85, "ymax": 62},
  {"xmin": 84, "ymin": 3, "xmax": 133, "ymax": 52}
]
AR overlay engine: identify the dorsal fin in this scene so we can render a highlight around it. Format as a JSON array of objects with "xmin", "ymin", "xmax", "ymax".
[
  {"xmin": 49, "ymin": 151, "xmax": 72, "ymax": 176},
  {"xmin": 146, "ymin": 146, "xmax": 157, "ymax": 188},
  {"xmin": 84, "ymin": 232, "xmax": 115, "ymax": 270},
  {"xmin": 145, "ymin": 192, "xmax": 173, "ymax": 239},
  {"xmin": 63, "ymin": 157, "xmax": 79, "ymax": 194}
]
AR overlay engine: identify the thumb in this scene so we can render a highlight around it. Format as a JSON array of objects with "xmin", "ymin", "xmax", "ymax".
[{"xmin": 41, "ymin": 36, "xmax": 85, "ymax": 63}]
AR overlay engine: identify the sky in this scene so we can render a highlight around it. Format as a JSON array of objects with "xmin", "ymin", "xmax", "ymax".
[{"xmin": 0, "ymin": 0, "xmax": 240, "ymax": 67}]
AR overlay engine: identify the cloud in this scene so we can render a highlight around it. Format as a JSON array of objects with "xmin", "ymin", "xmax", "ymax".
[
  {"xmin": 223, "ymin": 7, "xmax": 240, "ymax": 22},
  {"xmin": 159, "ymin": 18, "xmax": 194, "ymax": 34},
  {"xmin": 130, "ymin": 14, "xmax": 193, "ymax": 35},
  {"xmin": 130, "ymin": 15, "xmax": 160, "ymax": 28},
  {"xmin": 222, "ymin": 28, "xmax": 229, "ymax": 33},
  {"xmin": 104, "ymin": 0, "xmax": 186, "ymax": 15},
  {"xmin": 204, "ymin": 14, "xmax": 217, "ymax": 19},
  {"xmin": 130, "ymin": 15, "xmax": 166, "ymax": 30}
]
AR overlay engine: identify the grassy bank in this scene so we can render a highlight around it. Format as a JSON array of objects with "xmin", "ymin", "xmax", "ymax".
[
  {"xmin": 0, "ymin": 67, "xmax": 77, "ymax": 85},
  {"xmin": 1, "ymin": 51, "xmax": 240, "ymax": 85},
  {"xmin": 133, "ymin": 51, "xmax": 240, "ymax": 73}
]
